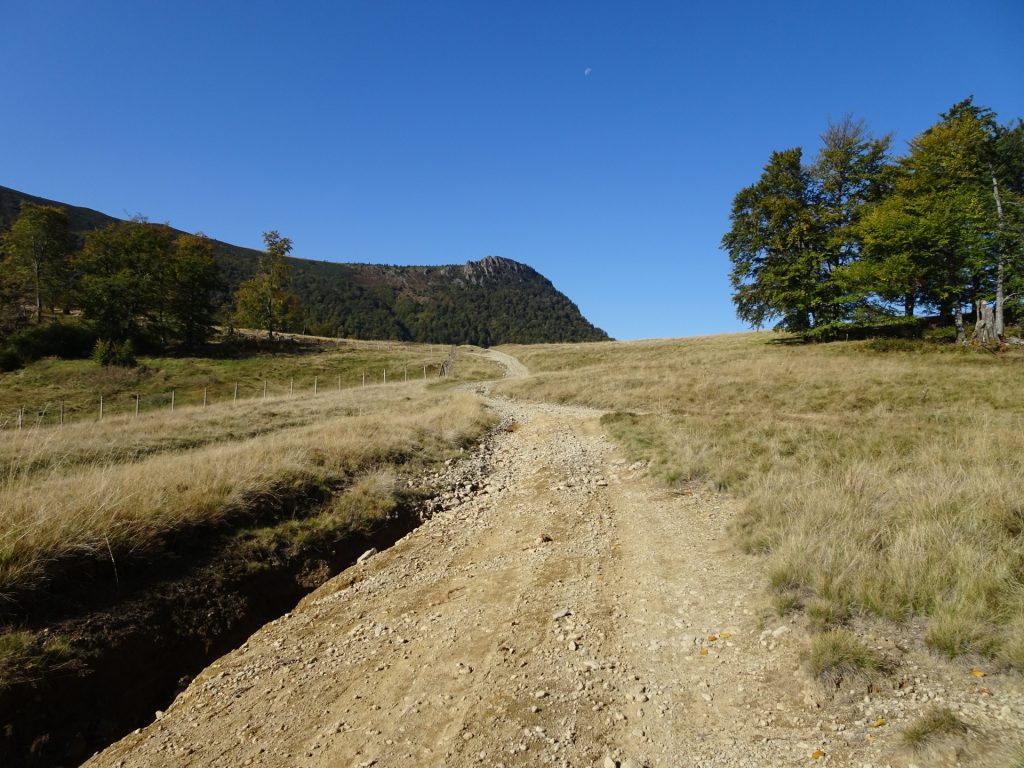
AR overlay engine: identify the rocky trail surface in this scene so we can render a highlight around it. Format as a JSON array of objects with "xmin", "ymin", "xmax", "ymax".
[{"xmin": 87, "ymin": 352, "xmax": 1023, "ymax": 768}]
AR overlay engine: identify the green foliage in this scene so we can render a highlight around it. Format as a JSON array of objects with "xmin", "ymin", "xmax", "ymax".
[
  {"xmin": 0, "ymin": 203, "xmax": 72, "ymax": 324},
  {"xmin": 73, "ymin": 219, "xmax": 225, "ymax": 348},
  {"xmin": 233, "ymin": 231, "xmax": 305, "ymax": 338},
  {"xmin": 91, "ymin": 339, "xmax": 138, "ymax": 368},
  {"xmin": 8, "ymin": 323, "xmax": 96, "ymax": 362},
  {"xmin": 74, "ymin": 218, "xmax": 178, "ymax": 344},
  {"xmin": 164, "ymin": 233, "xmax": 223, "ymax": 346},
  {"xmin": 726, "ymin": 99, "xmax": 1024, "ymax": 338}
]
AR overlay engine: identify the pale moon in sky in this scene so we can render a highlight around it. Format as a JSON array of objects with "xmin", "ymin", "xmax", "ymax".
[{"xmin": 584, "ymin": 67, "xmax": 592, "ymax": 76}]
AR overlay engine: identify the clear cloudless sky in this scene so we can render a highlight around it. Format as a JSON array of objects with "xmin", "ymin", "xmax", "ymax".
[{"xmin": 2, "ymin": 1, "xmax": 1022, "ymax": 339}]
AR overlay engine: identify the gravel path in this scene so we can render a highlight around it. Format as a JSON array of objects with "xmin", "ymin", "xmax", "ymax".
[{"xmin": 86, "ymin": 353, "xmax": 1024, "ymax": 768}]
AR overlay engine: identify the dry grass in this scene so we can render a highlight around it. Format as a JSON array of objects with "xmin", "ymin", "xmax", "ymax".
[
  {"xmin": 493, "ymin": 333, "xmax": 1024, "ymax": 665},
  {"xmin": 804, "ymin": 628, "xmax": 885, "ymax": 687},
  {"xmin": 900, "ymin": 705, "xmax": 970, "ymax": 749},
  {"xmin": 0, "ymin": 384, "xmax": 495, "ymax": 600}
]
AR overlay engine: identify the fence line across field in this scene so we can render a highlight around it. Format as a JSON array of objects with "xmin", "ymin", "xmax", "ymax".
[{"xmin": 3, "ymin": 360, "xmax": 452, "ymax": 431}]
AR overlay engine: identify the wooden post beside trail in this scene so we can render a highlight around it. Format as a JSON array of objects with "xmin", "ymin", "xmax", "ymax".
[
  {"xmin": 263, "ymin": 380, "xmax": 268, "ymax": 400},
  {"xmin": 233, "ymin": 383, "xmax": 238, "ymax": 403},
  {"xmin": 423, "ymin": 365, "xmax": 427, "ymax": 380},
  {"xmin": 290, "ymin": 378, "xmax": 294, "ymax": 395},
  {"xmin": 99, "ymin": 395, "xmax": 104, "ymax": 420},
  {"xmin": 337, "ymin": 374, "xmax": 341, "ymax": 392},
  {"xmin": 17, "ymin": 408, "xmax": 23, "ymax": 430},
  {"xmin": 135, "ymin": 394, "xmax": 140, "ymax": 417},
  {"xmin": 171, "ymin": 390, "xmax": 175, "ymax": 412},
  {"xmin": 203, "ymin": 387, "xmax": 208, "ymax": 408},
  {"xmin": 362, "ymin": 370, "xmax": 366, "ymax": 386},
  {"xmin": 383, "ymin": 368, "xmax": 387, "ymax": 384},
  {"xmin": 314, "ymin": 375, "xmax": 318, "ymax": 394},
  {"xmin": 59, "ymin": 400, "xmax": 64, "ymax": 426},
  {"xmin": 404, "ymin": 366, "xmax": 408, "ymax": 382}
]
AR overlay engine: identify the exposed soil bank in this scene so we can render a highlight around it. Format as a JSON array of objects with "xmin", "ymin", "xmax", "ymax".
[{"xmin": 0, "ymin": 502, "xmax": 421, "ymax": 768}]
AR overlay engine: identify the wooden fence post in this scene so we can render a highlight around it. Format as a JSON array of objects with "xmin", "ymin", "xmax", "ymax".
[
  {"xmin": 99, "ymin": 395, "xmax": 104, "ymax": 420},
  {"xmin": 383, "ymin": 368, "xmax": 387, "ymax": 384},
  {"xmin": 59, "ymin": 400, "xmax": 64, "ymax": 426},
  {"xmin": 17, "ymin": 408, "xmax": 23, "ymax": 430},
  {"xmin": 135, "ymin": 394, "xmax": 140, "ymax": 417},
  {"xmin": 263, "ymin": 380, "xmax": 268, "ymax": 400},
  {"xmin": 362, "ymin": 370, "xmax": 366, "ymax": 386},
  {"xmin": 233, "ymin": 383, "xmax": 238, "ymax": 403},
  {"xmin": 314, "ymin": 375, "xmax": 318, "ymax": 394},
  {"xmin": 290, "ymin": 378, "xmax": 294, "ymax": 395},
  {"xmin": 404, "ymin": 366, "xmax": 408, "ymax": 382},
  {"xmin": 337, "ymin": 374, "xmax": 341, "ymax": 392},
  {"xmin": 203, "ymin": 387, "xmax": 208, "ymax": 408},
  {"xmin": 171, "ymin": 390, "xmax": 175, "ymax": 412}
]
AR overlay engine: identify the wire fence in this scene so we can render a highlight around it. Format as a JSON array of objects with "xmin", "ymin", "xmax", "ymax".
[{"xmin": 1, "ymin": 362, "xmax": 451, "ymax": 431}]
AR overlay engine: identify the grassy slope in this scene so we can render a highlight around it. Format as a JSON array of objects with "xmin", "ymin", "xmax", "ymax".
[
  {"xmin": 0, "ymin": 338, "xmax": 476, "ymax": 426},
  {"xmin": 493, "ymin": 333, "xmax": 1024, "ymax": 666},
  {"xmin": 0, "ymin": 344, "xmax": 501, "ymax": 600}
]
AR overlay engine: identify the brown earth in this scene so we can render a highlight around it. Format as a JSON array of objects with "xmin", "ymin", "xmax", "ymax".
[{"xmin": 85, "ymin": 351, "xmax": 1024, "ymax": 768}]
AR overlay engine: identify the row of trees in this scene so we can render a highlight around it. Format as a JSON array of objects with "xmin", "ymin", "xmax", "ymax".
[
  {"xmin": 0, "ymin": 207, "xmax": 302, "ymax": 359},
  {"xmin": 723, "ymin": 98, "xmax": 1024, "ymax": 341}
]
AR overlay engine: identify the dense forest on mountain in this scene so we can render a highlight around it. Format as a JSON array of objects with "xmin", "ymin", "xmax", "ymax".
[
  {"xmin": 723, "ymin": 98, "xmax": 1024, "ymax": 341},
  {"xmin": 0, "ymin": 185, "xmax": 608, "ymax": 358}
]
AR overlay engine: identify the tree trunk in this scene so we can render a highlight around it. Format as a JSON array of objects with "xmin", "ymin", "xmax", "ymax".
[
  {"xmin": 903, "ymin": 294, "xmax": 915, "ymax": 318},
  {"xmin": 991, "ymin": 170, "xmax": 1006, "ymax": 337},
  {"xmin": 954, "ymin": 304, "xmax": 966, "ymax": 345},
  {"xmin": 972, "ymin": 300, "xmax": 998, "ymax": 345}
]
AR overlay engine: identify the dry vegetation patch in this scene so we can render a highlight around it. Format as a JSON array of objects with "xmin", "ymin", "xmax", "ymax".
[
  {"xmin": 494, "ymin": 333, "xmax": 1024, "ymax": 664},
  {"xmin": 0, "ymin": 385, "xmax": 495, "ymax": 602}
]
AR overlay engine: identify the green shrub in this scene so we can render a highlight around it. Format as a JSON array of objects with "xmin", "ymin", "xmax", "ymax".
[
  {"xmin": 8, "ymin": 323, "xmax": 97, "ymax": 362},
  {"xmin": 0, "ymin": 347, "xmax": 21, "ymax": 372},
  {"xmin": 91, "ymin": 339, "xmax": 137, "ymax": 367}
]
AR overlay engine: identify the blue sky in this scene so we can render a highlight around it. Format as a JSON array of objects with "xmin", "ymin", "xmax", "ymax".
[{"xmin": 3, "ymin": 1, "xmax": 1022, "ymax": 340}]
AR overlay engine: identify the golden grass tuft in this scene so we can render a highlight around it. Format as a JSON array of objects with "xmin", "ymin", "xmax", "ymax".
[
  {"xmin": 804, "ymin": 628, "xmax": 885, "ymax": 687},
  {"xmin": 900, "ymin": 705, "xmax": 970, "ymax": 749}
]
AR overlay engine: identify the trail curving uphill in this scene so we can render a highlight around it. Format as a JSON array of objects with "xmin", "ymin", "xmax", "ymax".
[{"xmin": 86, "ymin": 351, "xmax": 1024, "ymax": 767}]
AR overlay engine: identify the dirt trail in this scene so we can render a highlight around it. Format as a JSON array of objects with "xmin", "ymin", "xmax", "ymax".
[{"xmin": 86, "ymin": 353, "xmax": 1023, "ymax": 768}]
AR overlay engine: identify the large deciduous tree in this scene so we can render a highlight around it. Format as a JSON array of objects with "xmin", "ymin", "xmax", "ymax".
[
  {"xmin": 74, "ymin": 218, "xmax": 177, "ymax": 343},
  {"xmin": 723, "ymin": 119, "xmax": 892, "ymax": 333},
  {"xmin": 165, "ymin": 233, "xmax": 224, "ymax": 347},
  {"xmin": 234, "ymin": 230, "xmax": 303, "ymax": 338},
  {"xmin": 856, "ymin": 101, "xmax": 1000, "ymax": 342},
  {"xmin": 0, "ymin": 203, "xmax": 72, "ymax": 323}
]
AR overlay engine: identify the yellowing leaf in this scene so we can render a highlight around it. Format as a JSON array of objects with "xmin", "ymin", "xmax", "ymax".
[
  {"xmin": 970, "ymin": 668, "xmax": 987, "ymax": 678},
  {"xmin": 719, "ymin": 632, "xmax": 733, "ymax": 639},
  {"xmin": 872, "ymin": 718, "xmax": 887, "ymax": 727},
  {"xmin": 811, "ymin": 749, "xmax": 826, "ymax": 760},
  {"xmin": 699, "ymin": 647, "xmax": 709, "ymax": 656},
  {"xmin": 707, "ymin": 634, "xmax": 718, "ymax": 642}
]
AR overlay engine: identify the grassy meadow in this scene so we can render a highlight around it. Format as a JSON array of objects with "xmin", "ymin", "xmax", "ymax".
[
  {"xmin": 494, "ymin": 333, "xmax": 1024, "ymax": 666},
  {"xmin": 0, "ymin": 337, "xmax": 484, "ymax": 427},
  {"xmin": 0, "ymin": 343, "xmax": 500, "ymax": 603}
]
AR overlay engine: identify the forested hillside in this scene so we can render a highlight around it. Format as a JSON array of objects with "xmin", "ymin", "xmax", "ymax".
[{"xmin": 0, "ymin": 185, "xmax": 608, "ymax": 346}]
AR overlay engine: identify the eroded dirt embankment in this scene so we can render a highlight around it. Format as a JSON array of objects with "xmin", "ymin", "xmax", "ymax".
[{"xmin": 0, "ymin": 422, "xmax": 505, "ymax": 768}]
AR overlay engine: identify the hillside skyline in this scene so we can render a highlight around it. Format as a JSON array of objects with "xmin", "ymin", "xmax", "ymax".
[{"xmin": 3, "ymin": 1, "xmax": 1022, "ymax": 339}]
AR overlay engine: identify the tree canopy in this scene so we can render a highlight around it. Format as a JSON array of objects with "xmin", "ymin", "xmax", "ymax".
[{"xmin": 723, "ymin": 99, "xmax": 1024, "ymax": 340}]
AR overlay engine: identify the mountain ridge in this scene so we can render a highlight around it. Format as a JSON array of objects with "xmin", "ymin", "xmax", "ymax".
[{"xmin": 0, "ymin": 185, "xmax": 610, "ymax": 345}]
